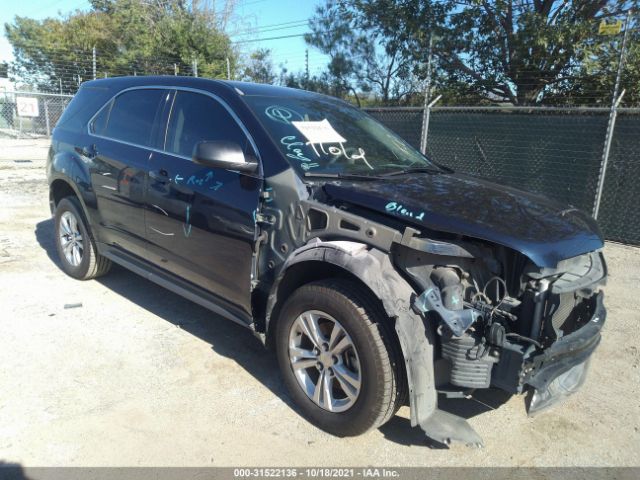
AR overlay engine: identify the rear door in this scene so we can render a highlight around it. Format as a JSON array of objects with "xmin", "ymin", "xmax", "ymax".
[
  {"xmin": 144, "ymin": 89, "xmax": 261, "ymax": 318},
  {"xmin": 89, "ymin": 88, "xmax": 170, "ymax": 257}
]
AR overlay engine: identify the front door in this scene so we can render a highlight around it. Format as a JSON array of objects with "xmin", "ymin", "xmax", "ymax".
[{"xmin": 144, "ymin": 90, "xmax": 261, "ymax": 318}]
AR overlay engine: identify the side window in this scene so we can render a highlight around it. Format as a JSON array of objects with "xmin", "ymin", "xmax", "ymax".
[
  {"xmin": 90, "ymin": 101, "xmax": 111, "ymax": 135},
  {"xmin": 165, "ymin": 91, "xmax": 253, "ymax": 159},
  {"xmin": 91, "ymin": 89, "xmax": 166, "ymax": 147}
]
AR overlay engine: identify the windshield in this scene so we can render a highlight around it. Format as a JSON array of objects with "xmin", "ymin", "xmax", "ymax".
[{"xmin": 242, "ymin": 94, "xmax": 440, "ymax": 176}]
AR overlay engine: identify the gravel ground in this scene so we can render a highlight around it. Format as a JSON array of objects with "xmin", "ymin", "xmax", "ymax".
[{"xmin": 0, "ymin": 139, "xmax": 639, "ymax": 467}]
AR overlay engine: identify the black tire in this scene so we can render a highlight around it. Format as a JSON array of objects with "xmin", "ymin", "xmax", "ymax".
[
  {"xmin": 54, "ymin": 196, "xmax": 111, "ymax": 280},
  {"xmin": 275, "ymin": 279, "xmax": 405, "ymax": 437}
]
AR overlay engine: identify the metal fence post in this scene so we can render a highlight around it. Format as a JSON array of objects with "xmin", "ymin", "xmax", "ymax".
[
  {"xmin": 419, "ymin": 35, "xmax": 434, "ymax": 154},
  {"xmin": 593, "ymin": 90, "xmax": 625, "ymax": 220},
  {"xmin": 92, "ymin": 46, "xmax": 97, "ymax": 80},
  {"xmin": 44, "ymin": 99, "xmax": 51, "ymax": 137},
  {"xmin": 422, "ymin": 94, "xmax": 442, "ymax": 154},
  {"xmin": 593, "ymin": 9, "xmax": 633, "ymax": 220}
]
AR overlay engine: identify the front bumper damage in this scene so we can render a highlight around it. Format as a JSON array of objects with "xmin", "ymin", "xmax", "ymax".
[
  {"xmin": 411, "ymin": 289, "xmax": 605, "ymax": 446},
  {"xmin": 524, "ymin": 291, "xmax": 606, "ymax": 414}
]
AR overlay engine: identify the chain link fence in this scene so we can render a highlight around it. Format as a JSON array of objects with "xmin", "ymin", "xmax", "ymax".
[
  {"xmin": 1, "ymin": 88, "xmax": 638, "ymax": 246},
  {"xmin": 365, "ymin": 106, "xmax": 640, "ymax": 246},
  {"xmin": 0, "ymin": 91, "xmax": 72, "ymax": 138}
]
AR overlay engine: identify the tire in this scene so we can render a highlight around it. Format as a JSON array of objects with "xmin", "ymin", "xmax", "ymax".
[
  {"xmin": 54, "ymin": 196, "xmax": 111, "ymax": 280},
  {"xmin": 275, "ymin": 279, "xmax": 405, "ymax": 436}
]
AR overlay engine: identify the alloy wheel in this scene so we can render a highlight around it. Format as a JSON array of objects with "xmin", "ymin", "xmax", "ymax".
[
  {"xmin": 288, "ymin": 310, "xmax": 362, "ymax": 412},
  {"xmin": 59, "ymin": 210, "xmax": 84, "ymax": 267}
]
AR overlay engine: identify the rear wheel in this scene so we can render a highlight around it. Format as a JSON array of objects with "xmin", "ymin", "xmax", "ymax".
[
  {"xmin": 54, "ymin": 196, "xmax": 111, "ymax": 280},
  {"xmin": 275, "ymin": 279, "xmax": 404, "ymax": 436}
]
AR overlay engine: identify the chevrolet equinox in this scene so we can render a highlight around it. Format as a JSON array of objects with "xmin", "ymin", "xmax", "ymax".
[{"xmin": 47, "ymin": 77, "xmax": 607, "ymax": 446}]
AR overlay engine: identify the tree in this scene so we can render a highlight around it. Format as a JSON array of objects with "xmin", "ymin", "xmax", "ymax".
[
  {"xmin": 241, "ymin": 48, "xmax": 276, "ymax": 84},
  {"xmin": 570, "ymin": 13, "xmax": 640, "ymax": 106},
  {"xmin": 343, "ymin": 0, "xmax": 639, "ymax": 105},
  {"xmin": 4, "ymin": 0, "xmax": 237, "ymax": 92},
  {"xmin": 305, "ymin": 0, "xmax": 421, "ymax": 105}
]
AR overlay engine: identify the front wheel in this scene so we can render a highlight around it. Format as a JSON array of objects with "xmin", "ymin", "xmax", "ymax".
[{"xmin": 275, "ymin": 279, "xmax": 404, "ymax": 436}]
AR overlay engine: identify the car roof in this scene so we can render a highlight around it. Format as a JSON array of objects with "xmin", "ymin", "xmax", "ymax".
[{"xmin": 82, "ymin": 76, "xmax": 336, "ymax": 103}]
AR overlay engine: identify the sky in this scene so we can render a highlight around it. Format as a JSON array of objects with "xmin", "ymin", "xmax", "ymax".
[{"xmin": 0, "ymin": 0, "xmax": 330, "ymax": 76}]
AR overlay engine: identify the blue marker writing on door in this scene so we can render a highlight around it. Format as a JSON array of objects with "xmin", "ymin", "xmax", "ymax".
[
  {"xmin": 183, "ymin": 205, "xmax": 192, "ymax": 237},
  {"xmin": 174, "ymin": 172, "xmax": 224, "ymax": 191}
]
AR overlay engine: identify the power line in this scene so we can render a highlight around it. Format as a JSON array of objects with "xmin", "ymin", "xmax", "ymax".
[{"xmin": 233, "ymin": 32, "xmax": 309, "ymax": 44}]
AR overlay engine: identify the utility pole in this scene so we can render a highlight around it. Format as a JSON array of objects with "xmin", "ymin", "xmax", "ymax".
[
  {"xmin": 92, "ymin": 46, "xmax": 97, "ymax": 80},
  {"xmin": 593, "ymin": 9, "xmax": 633, "ymax": 220},
  {"xmin": 419, "ymin": 34, "xmax": 434, "ymax": 155},
  {"xmin": 305, "ymin": 49, "xmax": 309, "ymax": 88},
  {"xmin": 226, "ymin": 57, "xmax": 231, "ymax": 80}
]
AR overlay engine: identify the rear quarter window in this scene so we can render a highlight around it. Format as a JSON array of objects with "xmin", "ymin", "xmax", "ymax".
[{"xmin": 55, "ymin": 86, "xmax": 113, "ymax": 132}]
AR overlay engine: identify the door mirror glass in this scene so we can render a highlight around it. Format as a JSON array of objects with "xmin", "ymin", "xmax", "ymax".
[{"xmin": 192, "ymin": 141, "xmax": 258, "ymax": 173}]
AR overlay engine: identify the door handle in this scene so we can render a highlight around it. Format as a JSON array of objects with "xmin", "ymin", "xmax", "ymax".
[
  {"xmin": 149, "ymin": 169, "xmax": 170, "ymax": 183},
  {"xmin": 76, "ymin": 144, "xmax": 97, "ymax": 159}
]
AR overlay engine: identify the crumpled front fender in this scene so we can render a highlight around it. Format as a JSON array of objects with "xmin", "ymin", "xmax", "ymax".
[{"xmin": 265, "ymin": 240, "xmax": 482, "ymax": 445}]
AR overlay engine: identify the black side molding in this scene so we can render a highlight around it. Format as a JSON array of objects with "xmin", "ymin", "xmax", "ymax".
[{"xmin": 99, "ymin": 244, "xmax": 253, "ymax": 328}]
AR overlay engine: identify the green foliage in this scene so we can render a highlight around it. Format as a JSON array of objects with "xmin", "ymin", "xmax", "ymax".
[
  {"xmin": 315, "ymin": 0, "xmax": 639, "ymax": 105},
  {"xmin": 305, "ymin": 0, "xmax": 421, "ymax": 105},
  {"xmin": 4, "ymin": 0, "xmax": 236, "ymax": 92},
  {"xmin": 241, "ymin": 48, "xmax": 276, "ymax": 84},
  {"xmin": 571, "ymin": 17, "xmax": 640, "ymax": 106}
]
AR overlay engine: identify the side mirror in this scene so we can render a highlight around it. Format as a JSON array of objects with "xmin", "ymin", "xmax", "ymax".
[{"xmin": 192, "ymin": 141, "xmax": 258, "ymax": 174}]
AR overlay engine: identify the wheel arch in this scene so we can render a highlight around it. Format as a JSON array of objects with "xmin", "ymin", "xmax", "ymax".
[
  {"xmin": 265, "ymin": 253, "xmax": 388, "ymax": 350},
  {"xmin": 48, "ymin": 174, "xmax": 100, "ymax": 236},
  {"xmin": 50, "ymin": 177, "xmax": 79, "ymax": 208},
  {"xmin": 264, "ymin": 241, "xmax": 413, "ymax": 355},
  {"xmin": 264, "ymin": 239, "xmax": 440, "ymax": 432}
]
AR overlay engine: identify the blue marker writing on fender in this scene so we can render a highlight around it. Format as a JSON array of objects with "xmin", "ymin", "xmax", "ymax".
[
  {"xmin": 385, "ymin": 202, "xmax": 425, "ymax": 221},
  {"xmin": 183, "ymin": 205, "xmax": 192, "ymax": 237}
]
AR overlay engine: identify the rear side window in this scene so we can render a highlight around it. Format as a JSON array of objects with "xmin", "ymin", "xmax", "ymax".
[
  {"xmin": 165, "ymin": 91, "xmax": 253, "ymax": 158},
  {"xmin": 91, "ymin": 89, "xmax": 166, "ymax": 147},
  {"xmin": 56, "ymin": 86, "xmax": 112, "ymax": 132}
]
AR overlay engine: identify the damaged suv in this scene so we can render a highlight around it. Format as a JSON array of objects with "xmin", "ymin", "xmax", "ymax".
[{"xmin": 48, "ymin": 77, "xmax": 607, "ymax": 446}]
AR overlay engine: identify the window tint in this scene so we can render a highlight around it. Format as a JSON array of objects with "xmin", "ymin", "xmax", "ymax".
[
  {"xmin": 57, "ymin": 86, "xmax": 113, "ymax": 132},
  {"xmin": 93, "ymin": 89, "xmax": 166, "ymax": 147},
  {"xmin": 90, "ymin": 101, "xmax": 111, "ymax": 135},
  {"xmin": 165, "ymin": 91, "xmax": 252, "ymax": 158}
]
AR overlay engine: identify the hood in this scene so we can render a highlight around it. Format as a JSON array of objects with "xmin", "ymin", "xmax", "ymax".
[{"xmin": 321, "ymin": 173, "xmax": 603, "ymax": 268}]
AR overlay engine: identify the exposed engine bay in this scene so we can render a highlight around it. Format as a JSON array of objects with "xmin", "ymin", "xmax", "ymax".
[{"xmin": 396, "ymin": 243, "xmax": 606, "ymax": 414}]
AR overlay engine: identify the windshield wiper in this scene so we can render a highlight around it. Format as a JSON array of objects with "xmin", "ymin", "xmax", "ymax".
[
  {"xmin": 303, "ymin": 172, "xmax": 382, "ymax": 181},
  {"xmin": 378, "ymin": 166, "xmax": 444, "ymax": 177}
]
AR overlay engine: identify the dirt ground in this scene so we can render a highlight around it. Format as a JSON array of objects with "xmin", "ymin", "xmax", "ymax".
[{"xmin": 0, "ymin": 138, "xmax": 639, "ymax": 467}]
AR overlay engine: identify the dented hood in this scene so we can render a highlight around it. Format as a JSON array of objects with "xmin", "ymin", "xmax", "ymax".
[{"xmin": 321, "ymin": 173, "xmax": 603, "ymax": 268}]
